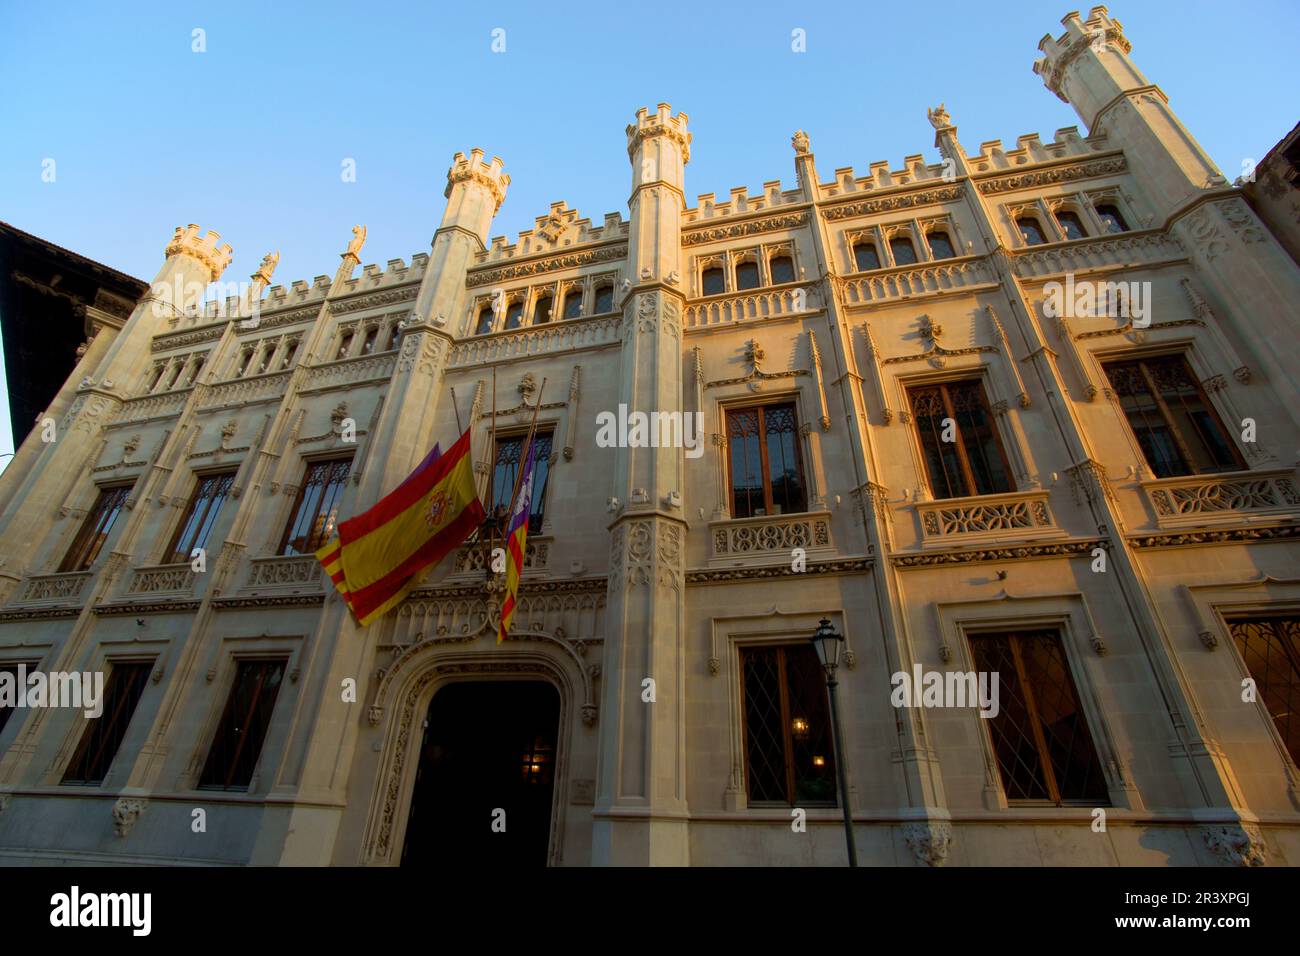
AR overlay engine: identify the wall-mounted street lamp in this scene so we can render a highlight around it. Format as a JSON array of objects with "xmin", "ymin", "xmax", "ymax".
[{"xmin": 811, "ymin": 617, "xmax": 858, "ymax": 867}]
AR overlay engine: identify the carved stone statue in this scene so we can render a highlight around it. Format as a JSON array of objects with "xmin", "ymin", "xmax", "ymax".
[
  {"xmin": 346, "ymin": 224, "xmax": 367, "ymax": 258},
  {"xmin": 927, "ymin": 104, "xmax": 952, "ymax": 129},
  {"xmin": 253, "ymin": 250, "xmax": 280, "ymax": 284},
  {"xmin": 791, "ymin": 129, "xmax": 810, "ymax": 154}
]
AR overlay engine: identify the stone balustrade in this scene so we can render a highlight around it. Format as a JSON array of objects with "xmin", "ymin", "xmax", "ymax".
[
  {"xmin": 837, "ymin": 257, "xmax": 996, "ymax": 307},
  {"xmin": 710, "ymin": 511, "xmax": 832, "ymax": 561},
  {"xmin": 1143, "ymin": 468, "xmax": 1300, "ymax": 527},
  {"xmin": 683, "ymin": 281, "xmax": 821, "ymax": 328},
  {"xmin": 917, "ymin": 490, "xmax": 1056, "ymax": 541}
]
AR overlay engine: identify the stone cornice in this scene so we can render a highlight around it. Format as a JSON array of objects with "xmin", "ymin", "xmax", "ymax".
[
  {"xmin": 151, "ymin": 322, "xmax": 229, "ymax": 353},
  {"xmin": 1128, "ymin": 525, "xmax": 1300, "ymax": 551},
  {"xmin": 682, "ymin": 210, "xmax": 810, "ymax": 246},
  {"xmin": 211, "ymin": 594, "xmax": 326, "ymax": 610},
  {"xmin": 685, "ymin": 557, "xmax": 870, "ymax": 584},
  {"xmin": 975, "ymin": 155, "xmax": 1127, "ymax": 196},
  {"xmin": 94, "ymin": 600, "xmax": 202, "ymax": 616},
  {"xmin": 892, "ymin": 539, "xmax": 1103, "ymax": 568},
  {"xmin": 329, "ymin": 285, "xmax": 419, "ymax": 315},
  {"xmin": 0, "ymin": 606, "xmax": 82, "ymax": 622},
  {"xmin": 821, "ymin": 185, "xmax": 964, "ymax": 223},
  {"xmin": 466, "ymin": 243, "xmax": 627, "ymax": 288}
]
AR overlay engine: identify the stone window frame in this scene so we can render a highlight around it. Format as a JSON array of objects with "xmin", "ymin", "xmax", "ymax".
[
  {"xmin": 710, "ymin": 386, "xmax": 826, "ymax": 519},
  {"xmin": 144, "ymin": 349, "xmax": 211, "ymax": 395},
  {"xmin": 556, "ymin": 278, "xmax": 585, "ymax": 320},
  {"xmin": 39, "ymin": 643, "xmax": 164, "ymax": 790},
  {"xmin": 588, "ymin": 273, "xmax": 619, "ymax": 315},
  {"xmin": 880, "ymin": 221, "xmax": 924, "ymax": 267},
  {"xmin": 1084, "ymin": 186, "xmax": 1140, "ymax": 235},
  {"xmin": 528, "ymin": 281, "xmax": 560, "ymax": 327},
  {"xmin": 763, "ymin": 241, "xmax": 798, "ymax": 286},
  {"xmin": 469, "ymin": 293, "xmax": 498, "ymax": 336},
  {"xmin": 1005, "ymin": 200, "xmax": 1058, "ymax": 246},
  {"xmin": 1083, "ymin": 340, "xmax": 1255, "ymax": 481},
  {"xmin": 1045, "ymin": 194, "xmax": 1094, "ymax": 241},
  {"xmin": 1184, "ymin": 579, "xmax": 1300, "ymax": 787},
  {"xmin": 917, "ymin": 215, "xmax": 963, "ymax": 260},
  {"xmin": 0, "ymin": 647, "xmax": 52, "ymax": 749},
  {"xmin": 891, "ymin": 363, "xmax": 1034, "ymax": 502},
  {"xmin": 713, "ymin": 608, "xmax": 855, "ymax": 812},
  {"xmin": 844, "ymin": 227, "xmax": 885, "ymax": 274},
  {"xmin": 177, "ymin": 633, "xmax": 305, "ymax": 795},
  {"xmin": 933, "ymin": 593, "xmax": 1139, "ymax": 812},
  {"xmin": 694, "ymin": 253, "xmax": 728, "ymax": 297},
  {"xmin": 731, "ymin": 247, "xmax": 763, "ymax": 291}
]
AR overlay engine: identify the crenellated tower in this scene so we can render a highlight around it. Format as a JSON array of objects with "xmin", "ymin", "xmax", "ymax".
[{"xmin": 592, "ymin": 104, "xmax": 692, "ymax": 866}]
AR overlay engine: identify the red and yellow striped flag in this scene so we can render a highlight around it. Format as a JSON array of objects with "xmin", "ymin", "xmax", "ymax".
[
  {"xmin": 498, "ymin": 439, "xmax": 540, "ymax": 644},
  {"xmin": 317, "ymin": 429, "xmax": 483, "ymax": 626}
]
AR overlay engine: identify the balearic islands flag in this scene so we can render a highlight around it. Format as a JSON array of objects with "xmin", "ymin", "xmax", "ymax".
[
  {"xmin": 497, "ymin": 438, "xmax": 539, "ymax": 644},
  {"xmin": 317, "ymin": 430, "xmax": 482, "ymax": 626}
]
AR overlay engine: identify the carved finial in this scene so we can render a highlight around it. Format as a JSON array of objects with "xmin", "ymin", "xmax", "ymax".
[
  {"xmin": 252, "ymin": 251, "xmax": 280, "ymax": 286},
  {"xmin": 791, "ymin": 130, "xmax": 810, "ymax": 155},
  {"xmin": 927, "ymin": 103, "xmax": 952, "ymax": 129},
  {"xmin": 345, "ymin": 225, "xmax": 367, "ymax": 259}
]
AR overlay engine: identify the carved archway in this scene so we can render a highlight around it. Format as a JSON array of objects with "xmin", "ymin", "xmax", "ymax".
[{"xmin": 361, "ymin": 648, "xmax": 578, "ymax": 866}]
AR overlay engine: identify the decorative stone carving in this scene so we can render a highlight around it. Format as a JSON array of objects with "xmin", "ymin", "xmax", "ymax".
[
  {"xmin": 902, "ymin": 820, "xmax": 952, "ymax": 866},
  {"xmin": 112, "ymin": 797, "xmax": 146, "ymax": 837},
  {"xmin": 791, "ymin": 129, "xmax": 810, "ymax": 154},
  {"xmin": 926, "ymin": 103, "xmax": 951, "ymax": 129},
  {"xmin": 1200, "ymin": 823, "xmax": 1267, "ymax": 867}
]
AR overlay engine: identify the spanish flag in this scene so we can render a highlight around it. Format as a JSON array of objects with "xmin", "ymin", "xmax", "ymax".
[
  {"xmin": 317, "ymin": 429, "xmax": 483, "ymax": 626},
  {"xmin": 498, "ymin": 438, "xmax": 540, "ymax": 644}
]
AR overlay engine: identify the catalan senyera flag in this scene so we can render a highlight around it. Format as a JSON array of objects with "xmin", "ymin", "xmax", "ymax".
[
  {"xmin": 317, "ymin": 429, "xmax": 483, "ymax": 626},
  {"xmin": 497, "ymin": 438, "xmax": 540, "ymax": 644}
]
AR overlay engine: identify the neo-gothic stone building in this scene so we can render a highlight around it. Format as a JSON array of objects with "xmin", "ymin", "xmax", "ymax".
[{"xmin": 0, "ymin": 6, "xmax": 1298, "ymax": 867}]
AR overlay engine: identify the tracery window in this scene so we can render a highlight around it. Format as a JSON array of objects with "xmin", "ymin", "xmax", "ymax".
[
  {"xmin": 725, "ymin": 402, "xmax": 807, "ymax": 518},
  {"xmin": 907, "ymin": 380, "xmax": 1013, "ymax": 499}
]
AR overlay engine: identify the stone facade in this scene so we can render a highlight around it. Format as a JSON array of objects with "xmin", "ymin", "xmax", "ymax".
[{"xmin": 0, "ymin": 6, "xmax": 1297, "ymax": 866}]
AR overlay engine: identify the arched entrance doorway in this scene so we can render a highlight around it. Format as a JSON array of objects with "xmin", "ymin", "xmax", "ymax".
[{"xmin": 401, "ymin": 680, "xmax": 561, "ymax": 866}]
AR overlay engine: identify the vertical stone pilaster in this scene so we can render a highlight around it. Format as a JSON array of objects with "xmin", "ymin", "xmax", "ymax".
[{"xmin": 593, "ymin": 105, "xmax": 691, "ymax": 866}]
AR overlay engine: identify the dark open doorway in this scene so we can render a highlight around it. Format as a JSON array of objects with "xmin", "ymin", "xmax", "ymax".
[{"xmin": 401, "ymin": 680, "xmax": 561, "ymax": 866}]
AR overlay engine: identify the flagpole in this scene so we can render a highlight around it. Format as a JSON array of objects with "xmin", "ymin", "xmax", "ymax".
[
  {"xmin": 483, "ymin": 366, "xmax": 499, "ymax": 581},
  {"xmin": 449, "ymin": 385, "xmax": 463, "ymax": 436},
  {"xmin": 505, "ymin": 376, "xmax": 546, "ymax": 521}
]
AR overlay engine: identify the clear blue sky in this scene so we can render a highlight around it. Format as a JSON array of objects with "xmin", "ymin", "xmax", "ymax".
[{"xmin": 1, "ymin": 0, "xmax": 1295, "ymax": 470}]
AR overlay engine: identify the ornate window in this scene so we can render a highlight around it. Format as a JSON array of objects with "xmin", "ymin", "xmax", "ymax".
[
  {"xmin": 769, "ymin": 254, "xmax": 796, "ymax": 285},
  {"xmin": 928, "ymin": 231, "xmax": 956, "ymax": 260},
  {"xmin": 504, "ymin": 301, "xmax": 525, "ymax": 330},
  {"xmin": 475, "ymin": 304, "xmax": 495, "ymax": 336},
  {"xmin": 334, "ymin": 330, "xmax": 354, "ymax": 360},
  {"xmin": 593, "ymin": 284, "xmax": 614, "ymax": 314},
  {"xmin": 533, "ymin": 294, "xmax": 554, "ymax": 325},
  {"xmin": 385, "ymin": 323, "xmax": 402, "ymax": 352},
  {"xmin": 279, "ymin": 457, "xmax": 352, "ymax": 556},
  {"xmin": 852, "ymin": 241, "xmax": 881, "ymax": 272},
  {"xmin": 280, "ymin": 338, "xmax": 300, "ymax": 370},
  {"xmin": 1102, "ymin": 355, "xmax": 1244, "ymax": 478},
  {"xmin": 59, "ymin": 484, "xmax": 132, "ymax": 572},
  {"xmin": 165, "ymin": 471, "xmax": 235, "ymax": 564},
  {"xmin": 235, "ymin": 345, "xmax": 255, "ymax": 377},
  {"xmin": 701, "ymin": 266, "xmax": 725, "ymax": 296},
  {"xmin": 147, "ymin": 363, "xmax": 167, "ymax": 392},
  {"xmin": 968, "ymin": 629, "xmax": 1108, "ymax": 804},
  {"xmin": 360, "ymin": 326, "xmax": 380, "ymax": 355},
  {"xmin": 561, "ymin": 290, "xmax": 582, "ymax": 319},
  {"xmin": 487, "ymin": 430, "xmax": 553, "ymax": 535},
  {"xmin": 61, "ymin": 661, "xmax": 153, "ymax": 786},
  {"xmin": 725, "ymin": 402, "xmax": 807, "ymax": 518},
  {"xmin": 185, "ymin": 352, "xmax": 207, "ymax": 386},
  {"xmin": 889, "ymin": 236, "xmax": 918, "ymax": 266},
  {"xmin": 1229, "ymin": 615, "xmax": 1300, "ymax": 768},
  {"xmin": 198, "ymin": 658, "xmax": 288, "ymax": 791},
  {"xmin": 1095, "ymin": 203, "xmax": 1129, "ymax": 234},
  {"xmin": 0, "ymin": 663, "xmax": 36, "ymax": 736},
  {"xmin": 735, "ymin": 259, "xmax": 761, "ymax": 291},
  {"xmin": 1056, "ymin": 210, "xmax": 1088, "ymax": 240},
  {"xmin": 1017, "ymin": 216, "xmax": 1047, "ymax": 246},
  {"xmin": 908, "ymin": 380, "xmax": 1013, "ymax": 499},
  {"xmin": 739, "ymin": 643, "xmax": 837, "ymax": 806}
]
